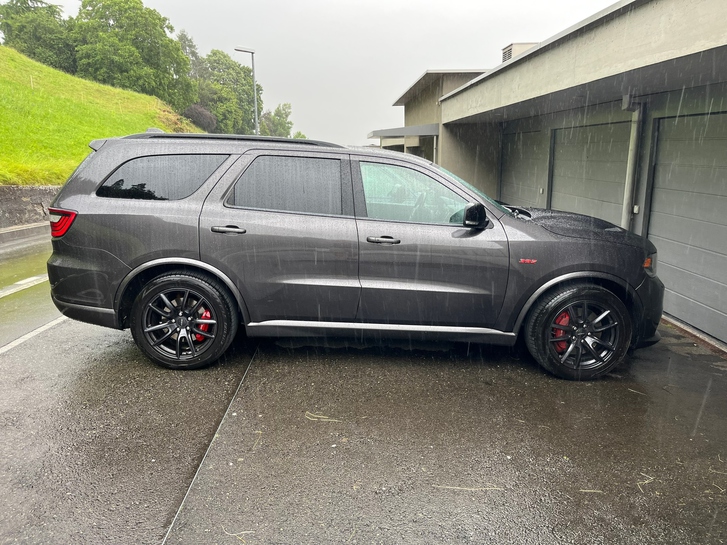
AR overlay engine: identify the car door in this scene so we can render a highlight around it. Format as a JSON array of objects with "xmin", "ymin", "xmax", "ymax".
[
  {"xmin": 353, "ymin": 157, "xmax": 509, "ymax": 328},
  {"xmin": 199, "ymin": 151, "xmax": 360, "ymax": 323}
]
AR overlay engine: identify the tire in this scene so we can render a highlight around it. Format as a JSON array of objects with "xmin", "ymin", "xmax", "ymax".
[
  {"xmin": 525, "ymin": 284, "xmax": 632, "ymax": 380},
  {"xmin": 130, "ymin": 271, "xmax": 239, "ymax": 370}
]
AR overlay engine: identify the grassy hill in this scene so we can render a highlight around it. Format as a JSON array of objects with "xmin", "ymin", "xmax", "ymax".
[{"xmin": 0, "ymin": 46, "xmax": 200, "ymax": 185}]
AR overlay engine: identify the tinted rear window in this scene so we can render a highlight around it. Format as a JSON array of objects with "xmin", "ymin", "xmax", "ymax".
[
  {"xmin": 97, "ymin": 154, "xmax": 228, "ymax": 200},
  {"xmin": 227, "ymin": 155, "xmax": 342, "ymax": 215}
]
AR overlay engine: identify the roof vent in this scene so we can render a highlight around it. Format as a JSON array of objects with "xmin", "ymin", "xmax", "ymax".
[
  {"xmin": 502, "ymin": 46, "xmax": 513, "ymax": 63},
  {"xmin": 502, "ymin": 43, "xmax": 538, "ymax": 63}
]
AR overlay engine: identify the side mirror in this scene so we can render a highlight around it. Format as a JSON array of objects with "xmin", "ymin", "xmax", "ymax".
[{"xmin": 463, "ymin": 202, "xmax": 488, "ymax": 229}]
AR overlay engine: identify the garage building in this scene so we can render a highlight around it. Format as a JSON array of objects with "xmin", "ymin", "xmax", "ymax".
[{"xmin": 369, "ymin": 0, "xmax": 727, "ymax": 344}]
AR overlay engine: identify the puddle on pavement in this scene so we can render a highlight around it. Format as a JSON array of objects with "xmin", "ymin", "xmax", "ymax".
[{"xmin": 0, "ymin": 241, "xmax": 52, "ymax": 290}]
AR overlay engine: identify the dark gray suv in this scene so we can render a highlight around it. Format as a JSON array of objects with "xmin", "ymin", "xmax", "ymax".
[{"xmin": 47, "ymin": 132, "xmax": 664, "ymax": 380}]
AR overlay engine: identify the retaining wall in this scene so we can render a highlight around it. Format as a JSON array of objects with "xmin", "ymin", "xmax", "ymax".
[{"xmin": 0, "ymin": 186, "xmax": 59, "ymax": 229}]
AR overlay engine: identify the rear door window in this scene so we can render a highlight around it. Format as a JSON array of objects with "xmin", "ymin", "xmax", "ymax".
[
  {"xmin": 226, "ymin": 155, "xmax": 343, "ymax": 215},
  {"xmin": 97, "ymin": 154, "xmax": 228, "ymax": 200}
]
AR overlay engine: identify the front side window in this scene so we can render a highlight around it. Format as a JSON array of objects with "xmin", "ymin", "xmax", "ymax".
[
  {"xmin": 97, "ymin": 154, "xmax": 228, "ymax": 200},
  {"xmin": 227, "ymin": 155, "xmax": 342, "ymax": 215},
  {"xmin": 359, "ymin": 162, "xmax": 467, "ymax": 224},
  {"xmin": 434, "ymin": 165, "xmax": 511, "ymax": 216}
]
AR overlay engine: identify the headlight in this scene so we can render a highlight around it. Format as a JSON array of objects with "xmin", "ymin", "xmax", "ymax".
[{"xmin": 643, "ymin": 252, "xmax": 657, "ymax": 277}]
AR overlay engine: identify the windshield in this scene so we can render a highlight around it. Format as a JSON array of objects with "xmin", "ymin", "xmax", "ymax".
[{"xmin": 434, "ymin": 164, "xmax": 512, "ymax": 216}]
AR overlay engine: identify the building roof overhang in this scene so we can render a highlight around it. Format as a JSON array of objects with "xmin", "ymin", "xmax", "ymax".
[
  {"xmin": 443, "ymin": 45, "xmax": 727, "ymax": 125},
  {"xmin": 393, "ymin": 70, "xmax": 487, "ymax": 107},
  {"xmin": 368, "ymin": 123, "xmax": 440, "ymax": 139},
  {"xmin": 439, "ymin": 0, "xmax": 727, "ymax": 124}
]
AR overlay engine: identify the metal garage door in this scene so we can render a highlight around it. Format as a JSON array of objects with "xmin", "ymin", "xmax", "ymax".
[
  {"xmin": 550, "ymin": 122, "xmax": 630, "ymax": 225},
  {"xmin": 648, "ymin": 112, "xmax": 727, "ymax": 342},
  {"xmin": 501, "ymin": 131, "xmax": 548, "ymax": 208}
]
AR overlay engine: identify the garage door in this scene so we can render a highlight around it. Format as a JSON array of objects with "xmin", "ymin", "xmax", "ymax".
[
  {"xmin": 501, "ymin": 131, "xmax": 548, "ymax": 208},
  {"xmin": 648, "ymin": 113, "xmax": 727, "ymax": 343},
  {"xmin": 550, "ymin": 122, "xmax": 630, "ymax": 225}
]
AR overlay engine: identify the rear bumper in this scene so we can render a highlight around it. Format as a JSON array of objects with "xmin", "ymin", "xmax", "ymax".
[{"xmin": 51, "ymin": 294, "xmax": 121, "ymax": 330}]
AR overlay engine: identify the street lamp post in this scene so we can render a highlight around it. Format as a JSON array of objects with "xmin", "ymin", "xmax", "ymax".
[{"xmin": 234, "ymin": 46, "xmax": 259, "ymax": 136}]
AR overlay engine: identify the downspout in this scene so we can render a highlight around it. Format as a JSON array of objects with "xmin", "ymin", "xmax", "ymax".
[
  {"xmin": 621, "ymin": 96, "xmax": 645, "ymax": 230},
  {"xmin": 435, "ymin": 76, "xmax": 444, "ymax": 165}
]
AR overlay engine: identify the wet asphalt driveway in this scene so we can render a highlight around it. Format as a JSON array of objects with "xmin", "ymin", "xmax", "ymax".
[{"xmin": 1, "ymin": 312, "xmax": 726, "ymax": 544}]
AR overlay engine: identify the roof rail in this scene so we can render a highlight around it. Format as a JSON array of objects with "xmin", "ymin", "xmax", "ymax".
[{"xmin": 123, "ymin": 132, "xmax": 345, "ymax": 148}]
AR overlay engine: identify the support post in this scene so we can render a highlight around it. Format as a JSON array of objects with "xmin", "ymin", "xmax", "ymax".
[{"xmin": 621, "ymin": 96, "xmax": 645, "ymax": 230}]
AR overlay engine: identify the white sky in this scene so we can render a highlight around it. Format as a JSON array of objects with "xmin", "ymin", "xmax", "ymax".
[{"xmin": 54, "ymin": 0, "xmax": 617, "ymax": 145}]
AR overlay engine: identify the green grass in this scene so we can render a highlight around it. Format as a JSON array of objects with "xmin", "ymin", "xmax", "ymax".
[{"xmin": 0, "ymin": 46, "xmax": 200, "ymax": 185}]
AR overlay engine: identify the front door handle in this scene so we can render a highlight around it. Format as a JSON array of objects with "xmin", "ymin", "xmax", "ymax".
[
  {"xmin": 366, "ymin": 236, "xmax": 401, "ymax": 245},
  {"xmin": 211, "ymin": 225, "xmax": 247, "ymax": 235}
]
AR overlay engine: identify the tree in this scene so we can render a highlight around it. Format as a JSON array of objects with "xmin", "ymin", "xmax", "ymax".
[
  {"xmin": 197, "ymin": 49, "xmax": 262, "ymax": 135},
  {"xmin": 260, "ymin": 103, "xmax": 298, "ymax": 138},
  {"xmin": 196, "ymin": 78, "xmax": 240, "ymax": 134},
  {"xmin": 177, "ymin": 29, "xmax": 203, "ymax": 80},
  {"xmin": 292, "ymin": 131, "xmax": 307, "ymax": 139},
  {"xmin": 71, "ymin": 0, "xmax": 194, "ymax": 111},
  {"xmin": 0, "ymin": 0, "xmax": 76, "ymax": 72}
]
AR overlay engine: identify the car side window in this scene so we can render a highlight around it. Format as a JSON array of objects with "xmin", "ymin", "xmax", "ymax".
[
  {"xmin": 97, "ymin": 154, "xmax": 228, "ymax": 200},
  {"xmin": 359, "ymin": 162, "xmax": 467, "ymax": 224},
  {"xmin": 227, "ymin": 155, "xmax": 342, "ymax": 215}
]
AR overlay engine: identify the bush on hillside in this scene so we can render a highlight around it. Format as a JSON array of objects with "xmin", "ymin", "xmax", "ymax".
[{"xmin": 183, "ymin": 104, "xmax": 216, "ymax": 133}]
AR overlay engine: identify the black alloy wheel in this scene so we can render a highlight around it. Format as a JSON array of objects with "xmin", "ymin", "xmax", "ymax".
[
  {"xmin": 130, "ymin": 272, "xmax": 238, "ymax": 370},
  {"xmin": 525, "ymin": 284, "xmax": 632, "ymax": 380}
]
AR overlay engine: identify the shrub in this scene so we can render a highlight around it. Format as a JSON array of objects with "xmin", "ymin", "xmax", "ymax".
[{"xmin": 183, "ymin": 104, "xmax": 217, "ymax": 133}]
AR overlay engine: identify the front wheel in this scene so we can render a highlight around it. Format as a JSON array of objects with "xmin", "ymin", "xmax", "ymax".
[
  {"xmin": 525, "ymin": 284, "xmax": 632, "ymax": 380},
  {"xmin": 130, "ymin": 272, "xmax": 238, "ymax": 370}
]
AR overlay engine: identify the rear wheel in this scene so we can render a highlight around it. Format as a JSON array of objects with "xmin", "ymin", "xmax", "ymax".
[
  {"xmin": 130, "ymin": 272, "xmax": 238, "ymax": 370},
  {"xmin": 525, "ymin": 284, "xmax": 632, "ymax": 380}
]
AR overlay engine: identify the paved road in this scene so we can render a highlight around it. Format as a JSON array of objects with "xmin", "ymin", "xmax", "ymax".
[
  {"xmin": 0, "ymin": 238, "xmax": 59, "ymax": 348},
  {"xmin": 0, "ymin": 317, "xmax": 255, "ymax": 544},
  {"xmin": 1, "ymin": 239, "xmax": 726, "ymax": 544}
]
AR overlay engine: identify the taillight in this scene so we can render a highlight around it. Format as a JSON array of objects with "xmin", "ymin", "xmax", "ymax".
[{"xmin": 48, "ymin": 208, "xmax": 77, "ymax": 238}]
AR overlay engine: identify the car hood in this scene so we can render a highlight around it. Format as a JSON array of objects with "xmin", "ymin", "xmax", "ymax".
[{"xmin": 521, "ymin": 208, "xmax": 653, "ymax": 251}]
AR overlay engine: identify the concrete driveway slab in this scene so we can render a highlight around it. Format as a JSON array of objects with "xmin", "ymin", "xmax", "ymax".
[{"xmin": 165, "ymin": 328, "xmax": 727, "ymax": 544}]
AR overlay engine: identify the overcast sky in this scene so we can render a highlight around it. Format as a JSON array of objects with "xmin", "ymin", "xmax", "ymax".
[{"xmin": 54, "ymin": 0, "xmax": 616, "ymax": 145}]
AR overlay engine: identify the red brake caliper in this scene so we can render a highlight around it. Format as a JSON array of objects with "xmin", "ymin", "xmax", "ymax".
[
  {"xmin": 195, "ymin": 309, "xmax": 211, "ymax": 342},
  {"xmin": 553, "ymin": 311, "xmax": 570, "ymax": 353}
]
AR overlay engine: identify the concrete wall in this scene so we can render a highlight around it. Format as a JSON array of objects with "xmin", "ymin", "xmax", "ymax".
[
  {"xmin": 0, "ymin": 186, "xmax": 58, "ymax": 229},
  {"xmin": 405, "ymin": 74, "xmax": 489, "ymax": 128},
  {"xmin": 438, "ymin": 123, "xmax": 500, "ymax": 197},
  {"xmin": 441, "ymin": 0, "xmax": 727, "ymax": 123},
  {"xmin": 405, "ymin": 80, "xmax": 441, "ymax": 127}
]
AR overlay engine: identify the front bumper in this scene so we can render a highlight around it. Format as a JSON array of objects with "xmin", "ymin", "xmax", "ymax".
[{"xmin": 632, "ymin": 273, "xmax": 665, "ymax": 348}]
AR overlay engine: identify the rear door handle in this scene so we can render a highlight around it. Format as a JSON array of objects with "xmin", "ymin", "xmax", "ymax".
[
  {"xmin": 366, "ymin": 236, "xmax": 401, "ymax": 245},
  {"xmin": 211, "ymin": 225, "xmax": 247, "ymax": 234}
]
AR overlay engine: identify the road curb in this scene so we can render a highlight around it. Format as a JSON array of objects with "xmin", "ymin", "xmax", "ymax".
[{"xmin": 0, "ymin": 222, "xmax": 50, "ymax": 245}]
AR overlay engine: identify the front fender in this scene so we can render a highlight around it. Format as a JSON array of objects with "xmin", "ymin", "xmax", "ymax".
[{"xmin": 504, "ymin": 271, "xmax": 638, "ymax": 334}]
